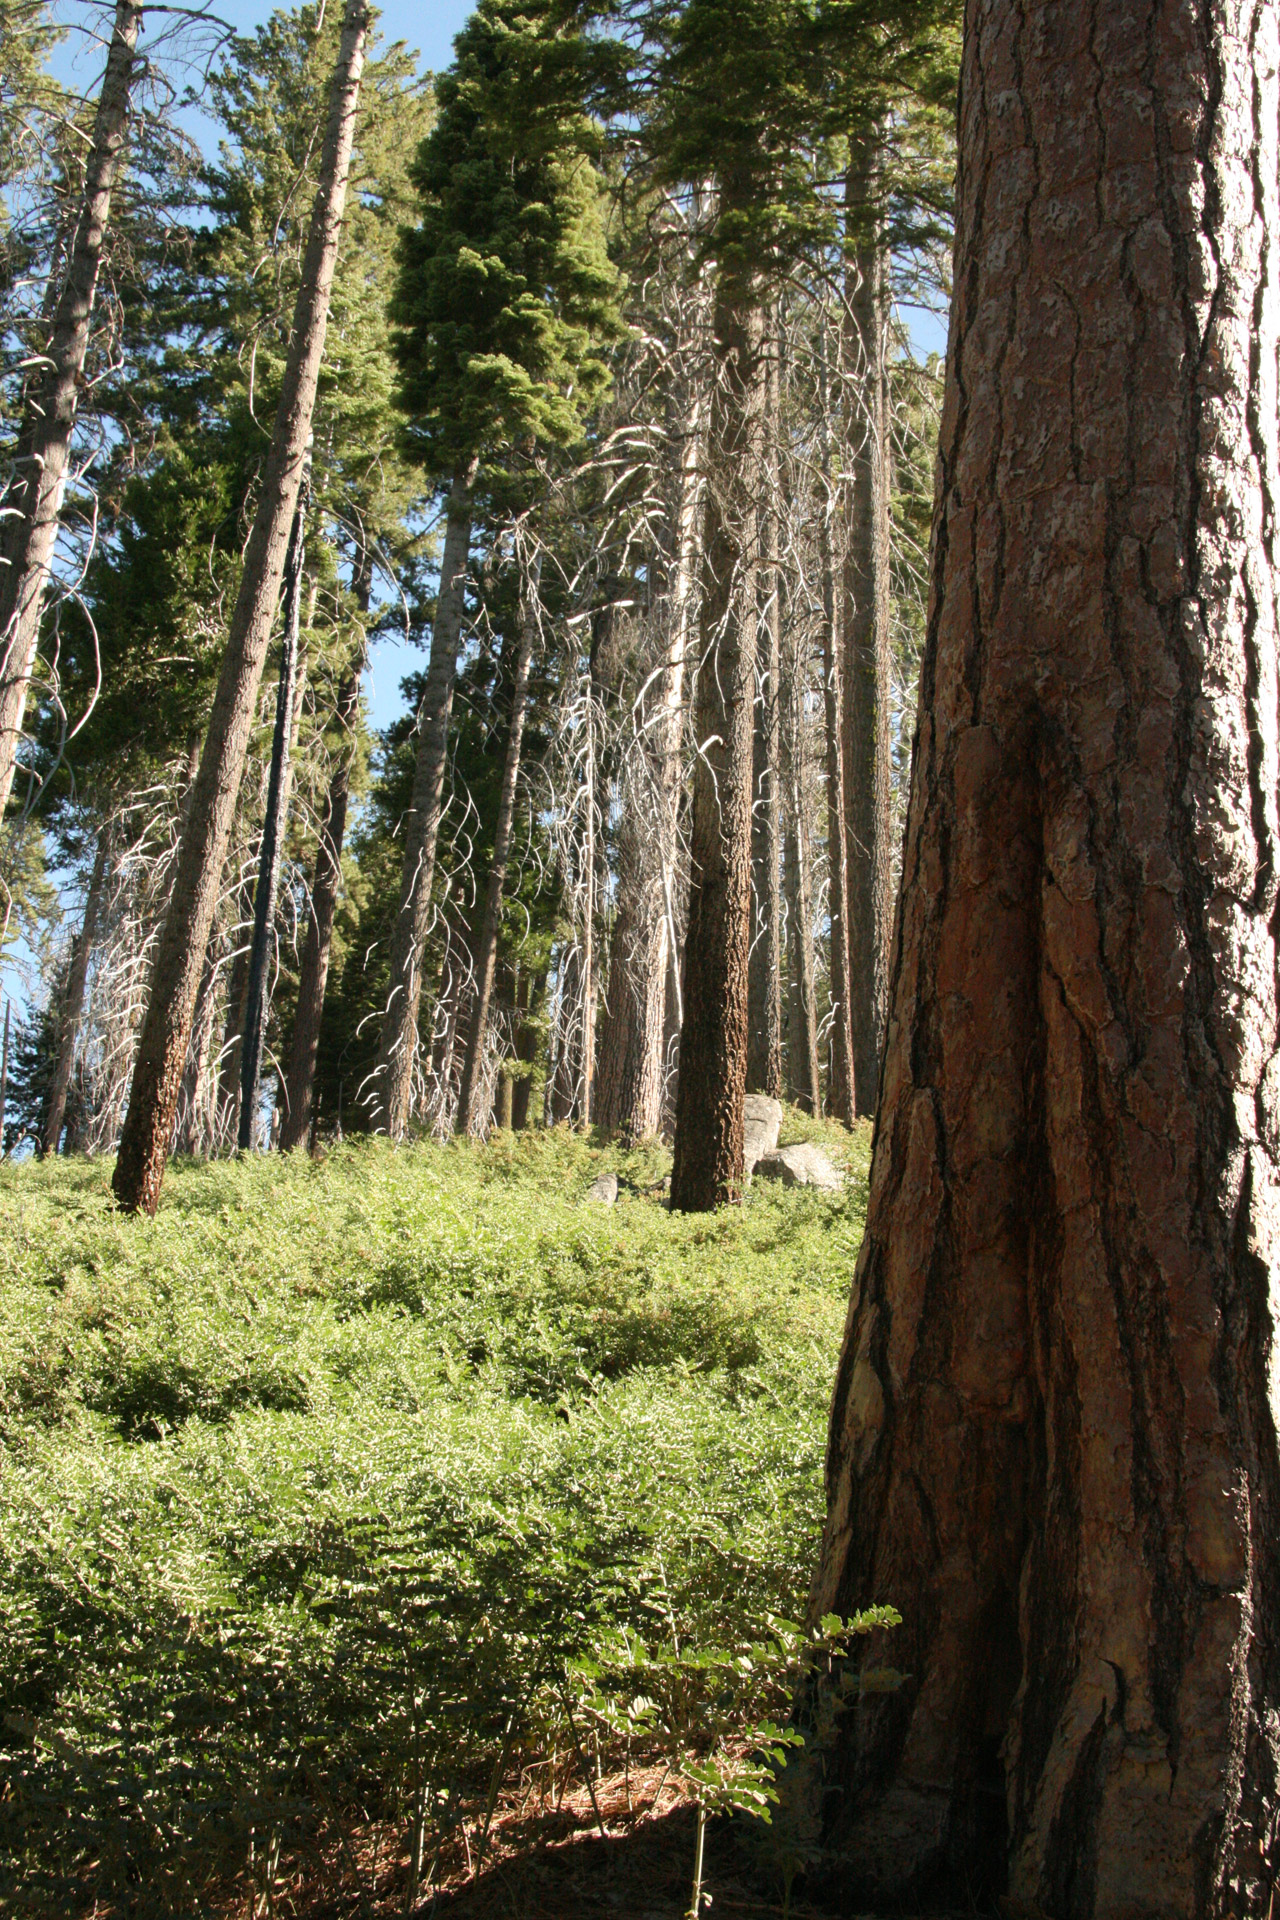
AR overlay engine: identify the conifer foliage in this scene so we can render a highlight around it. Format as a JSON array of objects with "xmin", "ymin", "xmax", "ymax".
[
  {"xmin": 372, "ymin": 0, "xmax": 625, "ymax": 1137},
  {"xmin": 1, "ymin": 0, "xmax": 952, "ymax": 1176}
]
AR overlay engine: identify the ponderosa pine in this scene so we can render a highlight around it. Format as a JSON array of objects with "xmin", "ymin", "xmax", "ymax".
[{"xmin": 810, "ymin": 2, "xmax": 1280, "ymax": 1910}]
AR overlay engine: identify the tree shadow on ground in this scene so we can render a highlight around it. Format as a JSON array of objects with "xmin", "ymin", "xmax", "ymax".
[{"xmin": 428, "ymin": 1795, "xmax": 821, "ymax": 1919}]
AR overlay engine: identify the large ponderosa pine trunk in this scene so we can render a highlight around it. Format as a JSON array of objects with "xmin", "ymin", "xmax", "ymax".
[
  {"xmin": 810, "ymin": 3, "xmax": 1280, "ymax": 1912},
  {"xmin": 670, "ymin": 239, "xmax": 766, "ymax": 1211},
  {"xmin": 372, "ymin": 471, "xmax": 474, "ymax": 1137},
  {"xmin": 112, "ymin": 0, "xmax": 369, "ymax": 1214},
  {"xmin": 840, "ymin": 148, "xmax": 894, "ymax": 1117},
  {"xmin": 0, "ymin": 0, "xmax": 141, "ymax": 819}
]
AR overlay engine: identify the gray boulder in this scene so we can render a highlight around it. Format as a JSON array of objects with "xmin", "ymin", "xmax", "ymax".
[
  {"xmin": 585, "ymin": 1171, "xmax": 618, "ymax": 1206},
  {"xmin": 742, "ymin": 1094, "xmax": 783, "ymax": 1177},
  {"xmin": 755, "ymin": 1141, "xmax": 844, "ymax": 1192}
]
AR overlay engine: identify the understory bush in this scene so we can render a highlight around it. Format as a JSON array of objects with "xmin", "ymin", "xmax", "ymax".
[{"xmin": 0, "ymin": 1121, "xmax": 872, "ymax": 1915}]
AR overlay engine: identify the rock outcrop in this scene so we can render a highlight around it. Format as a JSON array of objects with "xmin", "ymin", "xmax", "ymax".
[
  {"xmin": 755, "ymin": 1141, "xmax": 844, "ymax": 1192},
  {"xmin": 742, "ymin": 1094, "xmax": 783, "ymax": 1177}
]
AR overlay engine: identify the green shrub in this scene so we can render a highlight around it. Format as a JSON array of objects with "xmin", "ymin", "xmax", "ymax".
[{"xmin": 0, "ymin": 1122, "xmax": 870, "ymax": 1915}]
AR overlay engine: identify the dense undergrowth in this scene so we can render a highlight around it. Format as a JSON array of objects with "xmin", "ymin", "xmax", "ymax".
[{"xmin": 0, "ymin": 1118, "xmax": 871, "ymax": 1916}]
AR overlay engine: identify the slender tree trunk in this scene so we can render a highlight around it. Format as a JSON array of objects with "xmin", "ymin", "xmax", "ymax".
[
  {"xmin": 580, "ymin": 699, "xmax": 597, "ymax": 1128},
  {"xmin": 373, "ymin": 469, "xmax": 475, "ymax": 1137},
  {"xmin": 40, "ymin": 836, "xmax": 108, "ymax": 1155},
  {"xmin": 597, "ymin": 394, "xmax": 704, "ymax": 1143},
  {"xmin": 840, "ymin": 145, "xmax": 894, "ymax": 1118},
  {"xmin": 818, "ymin": 326, "xmax": 856, "ymax": 1124},
  {"xmin": 238, "ymin": 488, "xmax": 308, "ymax": 1150},
  {"xmin": 0, "ymin": 0, "xmax": 141, "ymax": 820},
  {"xmin": 112, "ymin": 0, "xmax": 368, "ymax": 1214},
  {"xmin": 596, "ymin": 826, "xmax": 671, "ymax": 1142},
  {"xmin": 809, "ymin": 5, "xmax": 1280, "ymax": 1911},
  {"xmin": 747, "ymin": 330, "xmax": 784, "ymax": 1100},
  {"xmin": 509, "ymin": 966, "xmax": 544, "ymax": 1131},
  {"xmin": 217, "ymin": 933, "xmax": 250, "ymax": 1142},
  {"xmin": 782, "ymin": 653, "xmax": 820, "ymax": 1117},
  {"xmin": 0, "ymin": 998, "xmax": 9, "ymax": 1151},
  {"xmin": 548, "ymin": 945, "xmax": 581, "ymax": 1124},
  {"xmin": 455, "ymin": 563, "xmax": 538, "ymax": 1136},
  {"xmin": 279, "ymin": 606, "xmax": 367, "ymax": 1152},
  {"xmin": 670, "ymin": 238, "xmax": 766, "ymax": 1211},
  {"xmin": 176, "ymin": 935, "xmax": 221, "ymax": 1157}
]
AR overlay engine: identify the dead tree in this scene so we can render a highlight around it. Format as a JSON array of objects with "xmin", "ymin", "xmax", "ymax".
[
  {"xmin": 372, "ymin": 465, "xmax": 476, "ymax": 1137},
  {"xmin": 596, "ymin": 392, "xmax": 705, "ymax": 1142}
]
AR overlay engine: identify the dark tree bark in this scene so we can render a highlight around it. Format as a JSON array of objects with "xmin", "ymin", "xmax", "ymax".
[
  {"xmin": 840, "ymin": 147, "xmax": 894, "ymax": 1118},
  {"xmin": 0, "ymin": 0, "xmax": 141, "ymax": 819},
  {"xmin": 810, "ymin": 4, "xmax": 1280, "ymax": 1912},
  {"xmin": 373, "ymin": 470, "xmax": 475, "ymax": 1138},
  {"xmin": 455, "ymin": 567, "xmax": 538, "ymax": 1135},
  {"xmin": 509, "ymin": 966, "xmax": 545, "ymax": 1131},
  {"xmin": 494, "ymin": 1062, "xmax": 514, "ymax": 1130},
  {"xmin": 279, "ymin": 615, "xmax": 366, "ymax": 1153},
  {"xmin": 112, "ymin": 0, "xmax": 369, "ymax": 1214},
  {"xmin": 238, "ymin": 487, "xmax": 308, "ymax": 1150},
  {"xmin": 747, "ymin": 332, "xmax": 784, "ymax": 1100},
  {"xmin": 670, "ymin": 241, "xmax": 766, "ymax": 1211},
  {"xmin": 41, "ymin": 836, "xmax": 108, "ymax": 1155}
]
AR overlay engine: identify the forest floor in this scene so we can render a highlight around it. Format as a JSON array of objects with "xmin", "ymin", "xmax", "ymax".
[{"xmin": 0, "ymin": 1114, "xmax": 881, "ymax": 1919}]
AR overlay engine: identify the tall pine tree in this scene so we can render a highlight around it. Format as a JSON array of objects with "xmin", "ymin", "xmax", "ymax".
[{"xmin": 373, "ymin": 0, "xmax": 623, "ymax": 1138}]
